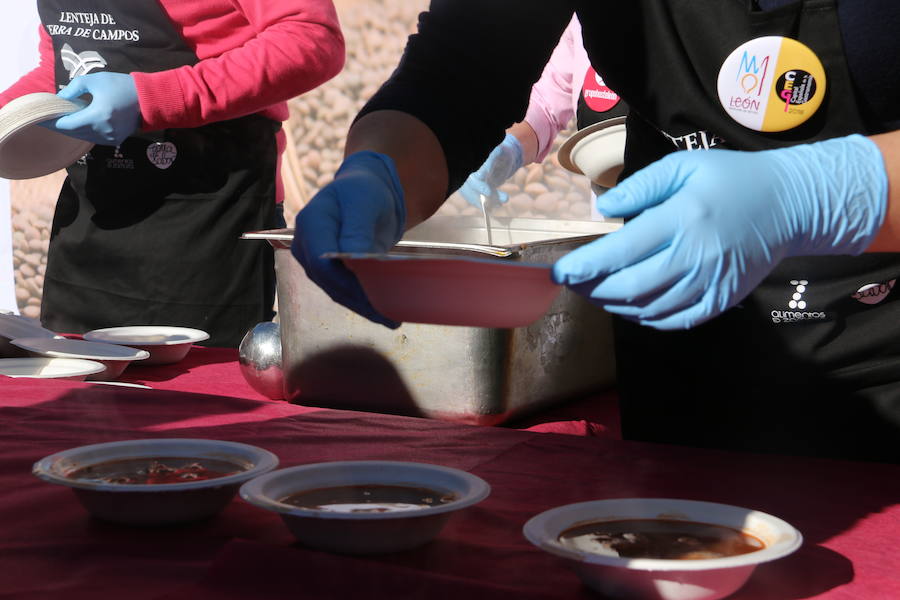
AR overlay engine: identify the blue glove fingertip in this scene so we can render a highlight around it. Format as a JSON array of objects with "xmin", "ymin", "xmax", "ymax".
[
  {"xmin": 550, "ymin": 262, "xmax": 569, "ymax": 286},
  {"xmin": 599, "ymin": 152, "xmax": 694, "ymax": 218},
  {"xmin": 551, "ymin": 252, "xmax": 589, "ymax": 286},
  {"xmin": 594, "ymin": 186, "xmax": 631, "ymax": 218},
  {"xmin": 366, "ymin": 310, "xmax": 402, "ymax": 329},
  {"xmin": 56, "ymin": 84, "xmax": 84, "ymax": 102}
]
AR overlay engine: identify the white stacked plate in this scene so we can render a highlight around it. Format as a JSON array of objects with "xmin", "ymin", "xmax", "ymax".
[
  {"xmin": 11, "ymin": 337, "xmax": 149, "ymax": 381},
  {"xmin": 84, "ymin": 326, "xmax": 210, "ymax": 365},
  {"xmin": 0, "ymin": 313, "xmax": 62, "ymax": 358},
  {"xmin": 0, "ymin": 357, "xmax": 105, "ymax": 380},
  {"xmin": 0, "ymin": 92, "xmax": 93, "ymax": 180}
]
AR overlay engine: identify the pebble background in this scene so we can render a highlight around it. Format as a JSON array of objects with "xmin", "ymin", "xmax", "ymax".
[
  {"xmin": 9, "ymin": 172, "xmax": 63, "ymax": 319},
  {"xmin": 10, "ymin": 0, "xmax": 589, "ymax": 317}
]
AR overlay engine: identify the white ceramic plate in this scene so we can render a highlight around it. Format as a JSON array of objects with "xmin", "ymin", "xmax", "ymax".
[
  {"xmin": 11, "ymin": 336, "xmax": 150, "ymax": 361},
  {"xmin": 0, "ymin": 313, "xmax": 60, "ymax": 341},
  {"xmin": 83, "ymin": 326, "xmax": 210, "ymax": 365},
  {"xmin": 523, "ymin": 498, "xmax": 803, "ymax": 600},
  {"xmin": 557, "ymin": 116, "xmax": 627, "ymax": 189},
  {"xmin": 240, "ymin": 460, "xmax": 491, "ymax": 554},
  {"xmin": 0, "ymin": 357, "xmax": 105, "ymax": 380},
  {"xmin": 0, "ymin": 314, "xmax": 63, "ymax": 358},
  {"xmin": 83, "ymin": 326, "xmax": 210, "ymax": 346},
  {"xmin": 330, "ymin": 253, "xmax": 561, "ymax": 328},
  {"xmin": 0, "ymin": 92, "xmax": 94, "ymax": 180}
]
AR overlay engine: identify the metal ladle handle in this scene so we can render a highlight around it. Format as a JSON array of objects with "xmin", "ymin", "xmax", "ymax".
[{"xmin": 478, "ymin": 193, "xmax": 494, "ymax": 247}]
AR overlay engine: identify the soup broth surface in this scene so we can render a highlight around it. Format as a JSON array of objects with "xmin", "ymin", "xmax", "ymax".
[
  {"xmin": 559, "ymin": 519, "xmax": 765, "ymax": 560},
  {"xmin": 68, "ymin": 457, "xmax": 245, "ymax": 484},
  {"xmin": 280, "ymin": 484, "xmax": 457, "ymax": 513}
]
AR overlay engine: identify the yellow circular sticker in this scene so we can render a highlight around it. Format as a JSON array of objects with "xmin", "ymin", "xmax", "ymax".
[{"xmin": 717, "ymin": 36, "xmax": 826, "ymax": 132}]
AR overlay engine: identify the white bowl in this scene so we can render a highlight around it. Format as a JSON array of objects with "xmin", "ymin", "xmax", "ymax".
[
  {"xmin": 0, "ymin": 357, "xmax": 105, "ymax": 380},
  {"xmin": 333, "ymin": 253, "xmax": 561, "ymax": 328},
  {"xmin": 523, "ymin": 498, "xmax": 802, "ymax": 600},
  {"xmin": 82, "ymin": 326, "xmax": 210, "ymax": 365},
  {"xmin": 240, "ymin": 460, "xmax": 491, "ymax": 554},
  {"xmin": 557, "ymin": 116, "xmax": 627, "ymax": 189},
  {"xmin": 33, "ymin": 438, "xmax": 279, "ymax": 525},
  {"xmin": 0, "ymin": 92, "xmax": 94, "ymax": 180},
  {"xmin": 11, "ymin": 336, "xmax": 149, "ymax": 380},
  {"xmin": 0, "ymin": 313, "xmax": 62, "ymax": 358}
]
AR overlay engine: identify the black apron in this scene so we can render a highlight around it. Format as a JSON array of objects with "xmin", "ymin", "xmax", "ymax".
[
  {"xmin": 575, "ymin": 0, "xmax": 900, "ymax": 462},
  {"xmin": 37, "ymin": 0, "xmax": 281, "ymax": 347}
]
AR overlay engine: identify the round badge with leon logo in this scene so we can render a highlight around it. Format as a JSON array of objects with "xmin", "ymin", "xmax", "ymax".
[{"xmin": 716, "ymin": 36, "xmax": 826, "ymax": 132}]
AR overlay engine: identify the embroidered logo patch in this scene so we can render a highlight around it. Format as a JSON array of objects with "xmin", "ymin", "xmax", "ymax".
[
  {"xmin": 146, "ymin": 142, "xmax": 177, "ymax": 170},
  {"xmin": 770, "ymin": 279, "xmax": 827, "ymax": 323},
  {"xmin": 106, "ymin": 145, "xmax": 134, "ymax": 170},
  {"xmin": 60, "ymin": 43, "xmax": 107, "ymax": 80},
  {"xmin": 852, "ymin": 280, "xmax": 896, "ymax": 305}
]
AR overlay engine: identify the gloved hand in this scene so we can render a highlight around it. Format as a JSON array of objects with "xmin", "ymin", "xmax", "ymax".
[
  {"xmin": 292, "ymin": 151, "xmax": 406, "ymax": 328},
  {"xmin": 552, "ymin": 134, "xmax": 888, "ymax": 330},
  {"xmin": 458, "ymin": 133, "xmax": 524, "ymax": 207},
  {"xmin": 41, "ymin": 72, "xmax": 140, "ymax": 146}
]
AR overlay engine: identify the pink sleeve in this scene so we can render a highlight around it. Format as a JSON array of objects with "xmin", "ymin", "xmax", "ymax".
[
  {"xmin": 524, "ymin": 16, "xmax": 579, "ymax": 163},
  {"xmin": 132, "ymin": 0, "xmax": 345, "ymax": 131},
  {"xmin": 0, "ymin": 26, "xmax": 57, "ymax": 109}
]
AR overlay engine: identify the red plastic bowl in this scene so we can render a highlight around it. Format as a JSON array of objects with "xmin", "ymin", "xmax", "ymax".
[{"xmin": 340, "ymin": 254, "xmax": 561, "ymax": 328}]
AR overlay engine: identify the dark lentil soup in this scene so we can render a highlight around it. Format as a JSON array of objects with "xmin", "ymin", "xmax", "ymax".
[
  {"xmin": 559, "ymin": 519, "xmax": 765, "ymax": 560},
  {"xmin": 68, "ymin": 457, "xmax": 245, "ymax": 484}
]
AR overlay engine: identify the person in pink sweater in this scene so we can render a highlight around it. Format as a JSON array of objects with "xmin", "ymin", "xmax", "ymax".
[
  {"xmin": 459, "ymin": 16, "xmax": 626, "ymax": 212},
  {"xmin": 0, "ymin": 1, "xmax": 344, "ymax": 346}
]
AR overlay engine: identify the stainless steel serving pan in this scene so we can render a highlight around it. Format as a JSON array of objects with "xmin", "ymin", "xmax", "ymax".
[{"xmin": 243, "ymin": 215, "xmax": 618, "ymax": 424}]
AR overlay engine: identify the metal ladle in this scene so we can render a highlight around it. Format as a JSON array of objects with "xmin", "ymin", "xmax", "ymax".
[{"xmin": 478, "ymin": 193, "xmax": 494, "ymax": 247}]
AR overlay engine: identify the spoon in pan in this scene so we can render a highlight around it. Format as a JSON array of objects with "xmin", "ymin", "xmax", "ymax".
[{"xmin": 478, "ymin": 193, "xmax": 494, "ymax": 247}]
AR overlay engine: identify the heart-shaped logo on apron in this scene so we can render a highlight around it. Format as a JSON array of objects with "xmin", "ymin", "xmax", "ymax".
[{"xmin": 146, "ymin": 141, "xmax": 178, "ymax": 170}]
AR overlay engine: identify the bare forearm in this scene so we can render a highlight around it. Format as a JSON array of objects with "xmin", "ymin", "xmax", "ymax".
[
  {"xmin": 507, "ymin": 121, "xmax": 540, "ymax": 165},
  {"xmin": 868, "ymin": 130, "xmax": 900, "ymax": 252},
  {"xmin": 345, "ymin": 110, "xmax": 449, "ymax": 229}
]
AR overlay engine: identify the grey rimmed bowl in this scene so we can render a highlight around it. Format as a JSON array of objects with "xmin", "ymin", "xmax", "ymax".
[
  {"xmin": 33, "ymin": 438, "xmax": 279, "ymax": 525},
  {"xmin": 240, "ymin": 460, "xmax": 491, "ymax": 554}
]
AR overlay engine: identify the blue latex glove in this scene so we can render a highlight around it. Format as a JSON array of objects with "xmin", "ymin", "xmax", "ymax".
[
  {"xmin": 458, "ymin": 133, "xmax": 524, "ymax": 207},
  {"xmin": 42, "ymin": 72, "xmax": 140, "ymax": 146},
  {"xmin": 552, "ymin": 134, "xmax": 888, "ymax": 330},
  {"xmin": 292, "ymin": 151, "xmax": 406, "ymax": 328}
]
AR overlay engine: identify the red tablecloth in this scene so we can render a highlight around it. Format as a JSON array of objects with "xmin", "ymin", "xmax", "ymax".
[{"xmin": 1, "ymin": 351, "xmax": 898, "ymax": 599}]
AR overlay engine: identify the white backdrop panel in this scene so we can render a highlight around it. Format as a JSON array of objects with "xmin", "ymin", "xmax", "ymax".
[{"xmin": 0, "ymin": 5, "xmax": 41, "ymax": 312}]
